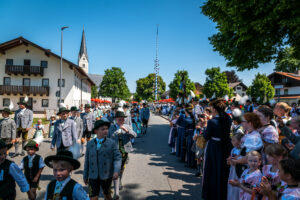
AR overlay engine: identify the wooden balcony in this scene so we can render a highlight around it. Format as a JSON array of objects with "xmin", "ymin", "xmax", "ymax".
[
  {"xmin": 0, "ymin": 85, "xmax": 49, "ymax": 96},
  {"xmin": 5, "ymin": 65, "xmax": 44, "ymax": 76}
]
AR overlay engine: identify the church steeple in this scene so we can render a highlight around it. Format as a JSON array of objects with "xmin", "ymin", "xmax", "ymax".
[{"xmin": 78, "ymin": 27, "xmax": 89, "ymax": 73}]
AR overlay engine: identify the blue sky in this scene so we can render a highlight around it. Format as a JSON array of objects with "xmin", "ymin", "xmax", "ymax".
[{"xmin": 0, "ymin": 0, "xmax": 275, "ymax": 92}]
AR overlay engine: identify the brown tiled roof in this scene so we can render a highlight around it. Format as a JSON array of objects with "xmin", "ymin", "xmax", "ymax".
[
  {"xmin": 0, "ymin": 37, "xmax": 95, "ymax": 85},
  {"xmin": 268, "ymin": 72, "xmax": 300, "ymax": 81}
]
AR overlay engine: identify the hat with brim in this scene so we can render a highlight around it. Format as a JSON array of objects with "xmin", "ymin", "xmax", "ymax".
[
  {"xmin": 23, "ymin": 140, "xmax": 39, "ymax": 151},
  {"xmin": 84, "ymin": 104, "xmax": 91, "ymax": 108},
  {"xmin": 17, "ymin": 100, "xmax": 27, "ymax": 106},
  {"xmin": 70, "ymin": 106, "xmax": 78, "ymax": 112},
  {"xmin": 92, "ymin": 119, "xmax": 111, "ymax": 133},
  {"xmin": 57, "ymin": 107, "xmax": 70, "ymax": 115},
  {"xmin": 2, "ymin": 108, "xmax": 12, "ymax": 114},
  {"xmin": 45, "ymin": 150, "xmax": 80, "ymax": 170},
  {"xmin": 115, "ymin": 111, "xmax": 127, "ymax": 118},
  {"xmin": 0, "ymin": 139, "xmax": 13, "ymax": 150}
]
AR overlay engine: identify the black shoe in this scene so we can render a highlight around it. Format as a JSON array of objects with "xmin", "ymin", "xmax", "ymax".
[
  {"xmin": 11, "ymin": 153, "xmax": 19, "ymax": 158},
  {"xmin": 20, "ymin": 152, "xmax": 25, "ymax": 156},
  {"xmin": 195, "ymin": 172, "xmax": 201, "ymax": 177}
]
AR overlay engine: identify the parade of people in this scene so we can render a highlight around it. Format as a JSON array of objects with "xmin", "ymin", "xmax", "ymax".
[{"xmin": 2, "ymin": 0, "xmax": 300, "ymax": 199}]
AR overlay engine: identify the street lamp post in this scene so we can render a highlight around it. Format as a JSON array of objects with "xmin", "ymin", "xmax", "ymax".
[{"xmin": 59, "ymin": 26, "xmax": 69, "ymax": 108}]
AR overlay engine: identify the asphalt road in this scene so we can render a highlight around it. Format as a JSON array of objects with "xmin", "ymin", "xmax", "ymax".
[{"xmin": 13, "ymin": 114, "xmax": 202, "ymax": 200}]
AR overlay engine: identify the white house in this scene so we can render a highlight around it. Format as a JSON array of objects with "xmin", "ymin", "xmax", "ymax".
[
  {"xmin": 0, "ymin": 35, "xmax": 95, "ymax": 113},
  {"xmin": 229, "ymin": 82, "xmax": 248, "ymax": 101},
  {"xmin": 268, "ymin": 71, "xmax": 300, "ymax": 104}
]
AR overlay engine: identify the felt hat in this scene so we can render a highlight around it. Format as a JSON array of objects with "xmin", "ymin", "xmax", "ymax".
[
  {"xmin": 57, "ymin": 107, "xmax": 70, "ymax": 115},
  {"xmin": 0, "ymin": 139, "xmax": 13, "ymax": 150},
  {"xmin": 113, "ymin": 105, "xmax": 120, "ymax": 110},
  {"xmin": 70, "ymin": 106, "xmax": 78, "ymax": 112},
  {"xmin": 23, "ymin": 140, "xmax": 39, "ymax": 151},
  {"xmin": 115, "ymin": 111, "xmax": 127, "ymax": 118},
  {"xmin": 185, "ymin": 103, "xmax": 194, "ymax": 110},
  {"xmin": 17, "ymin": 99, "xmax": 27, "ymax": 105},
  {"xmin": 92, "ymin": 119, "xmax": 111, "ymax": 133},
  {"xmin": 2, "ymin": 108, "xmax": 12, "ymax": 114},
  {"xmin": 45, "ymin": 150, "xmax": 80, "ymax": 170},
  {"xmin": 84, "ymin": 104, "xmax": 91, "ymax": 108}
]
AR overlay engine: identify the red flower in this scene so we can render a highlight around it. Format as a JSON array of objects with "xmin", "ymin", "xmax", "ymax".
[{"xmin": 36, "ymin": 144, "xmax": 39, "ymax": 148}]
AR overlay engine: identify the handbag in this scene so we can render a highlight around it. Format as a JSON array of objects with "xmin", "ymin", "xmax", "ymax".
[{"xmin": 68, "ymin": 140, "xmax": 81, "ymax": 160}]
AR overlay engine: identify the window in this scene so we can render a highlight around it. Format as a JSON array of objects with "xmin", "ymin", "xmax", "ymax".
[
  {"xmin": 57, "ymin": 99, "xmax": 64, "ymax": 107},
  {"xmin": 3, "ymin": 77, "xmax": 11, "ymax": 85},
  {"xmin": 275, "ymin": 89, "xmax": 280, "ymax": 95},
  {"xmin": 58, "ymin": 79, "xmax": 65, "ymax": 87},
  {"xmin": 3, "ymin": 98, "xmax": 10, "ymax": 107},
  {"xmin": 82, "ymin": 64, "xmax": 85, "ymax": 68},
  {"xmin": 41, "ymin": 61, "xmax": 48, "ymax": 68},
  {"xmin": 83, "ymin": 58, "xmax": 85, "ymax": 60},
  {"xmin": 42, "ymin": 79, "xmax": 49, "ymax": 87},
  {"xmin": 42, "ymin": 99, "xmax": 49, "ymax": 107},
  {"xmin": 284, "ymin": 89, "xmax": 288, "ymax": 95},
  {"xmin": 24, "ymin": 59, "xmax": 31, "ymax": 66},
  {"xmin": 6, "ymin": 59, "xmax": 13, "ymax": 65},
  {"xmin": 236, "ymin": 86, "xmax": 242, "ymax": 90},
  {"xmin": 23, "ymin": 78, "xmax": 30, "ymax": 86}
]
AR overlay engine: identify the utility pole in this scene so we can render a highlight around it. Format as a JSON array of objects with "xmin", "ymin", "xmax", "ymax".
[{"xmin": 154, "ymin": 25, "xmax": 159, "ymax": 102}]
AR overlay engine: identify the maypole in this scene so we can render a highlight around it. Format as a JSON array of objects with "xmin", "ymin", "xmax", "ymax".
[{"xmin": 154, "ymin": 25, "xmax": 159, "ymax": 102}]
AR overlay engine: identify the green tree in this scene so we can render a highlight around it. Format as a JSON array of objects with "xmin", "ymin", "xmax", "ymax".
[
  {"xmin": 168, "ymin": 70, "xmax": 195, "ymax": 99},
  {"xmin": 201, "ymin": 0, "xmax": 300, "ymax": 71},
  {"xmin": 91, "ymin": 86, "xmax": 99, "ymax": 99},
  {"xmin": 99, "ymin": 67, "xmax": 130, "ymax": 102},
  {"xmin": 135, "ymin": 73, "xmax": 166, "ymax": 101},
  {"xmin": 247, "ymin": 73, "xmax": 275, "ymax": 104},
  {"xmin": 275, "ymin": 47, "xmax": 300, "ymax": 73},
  {"xmin": 203, "ymin": 67, "xmax": 234, "ymax": 98}
]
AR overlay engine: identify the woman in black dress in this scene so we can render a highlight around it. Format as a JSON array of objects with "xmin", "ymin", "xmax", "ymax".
[{"xmin": 202, "ymin": 99, "xmax": 232, "ymax": 200}]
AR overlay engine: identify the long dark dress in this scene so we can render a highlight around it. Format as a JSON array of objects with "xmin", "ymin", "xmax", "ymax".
[{"xmin": 202, "ymin": 116, "xmax": 232, "ymax": 200}]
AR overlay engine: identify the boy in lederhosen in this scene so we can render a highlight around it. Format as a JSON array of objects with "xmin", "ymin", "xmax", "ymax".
[
  {"xmin": 44, "ymin": 150, "xmax": 89, "ymax": 200},
  {"xmin": 0, "ymin": 139, "xmax": 34, "ymax": 199},
  {"xmin": 84, "ymin": 119, "xmax": 122, "ymax": 200},
  {"xmin": 108, "ymin": 111, "xmax": 137, "ymax": 200},
  {"xmin": 19, "ymin": 140, "xmax": 44, "ymax": 199},
  {"xmin": 12, "ymin": 100, "xmax": 33, "ymax": 157}
]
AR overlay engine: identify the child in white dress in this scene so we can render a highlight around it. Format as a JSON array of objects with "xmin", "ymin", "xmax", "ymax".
[
  {"xmin": 227, "ymin": 132, "xmax": 243, "ymax": 200},
  {"xmin": 229, "ymin": 151, "xmax": 263, "ymax": 200},
  {"xmin": 33, "ymin": 119, "xmax": 44, "ymax": 145}
]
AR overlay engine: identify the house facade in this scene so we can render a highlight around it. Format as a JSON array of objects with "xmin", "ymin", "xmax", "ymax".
[
  {"xmin": 268, "ymin": 71, "xmax": 300, "ymax": 104},
  {"xmin": 229, "ymin": 82, "xmax": 248, "ymax": 101},
  {"xmin": 0, "ymin": 36, "xmax": 95, "ymax": 113}
]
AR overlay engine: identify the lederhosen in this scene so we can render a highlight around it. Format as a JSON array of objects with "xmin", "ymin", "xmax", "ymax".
[
  {"xmin": 16, "ymin": 110, "xmax": 28, "ymax": 141},
  {"xmin": 88, "ymin": 138, "xmax": 112, "ymax": 197},
  {"xmin": 46, "ymin": 179, "xmax": 76, "ymax": 200},
  {"xmin": 0, "ymin": 160, "xmax": 16, "ymax": 200},
  {"xmin": 23, "ymin": 154, "xmax": 41, "ymax": 188}
]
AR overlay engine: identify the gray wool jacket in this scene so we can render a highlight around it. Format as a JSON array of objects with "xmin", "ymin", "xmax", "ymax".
[
  {"xmin": 0, "ymin": 118, "xmax": 16, "ymax": 140},
  {"xmin": 84, "ymin": 137, "xmax": 122, "ymax": 180}
]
